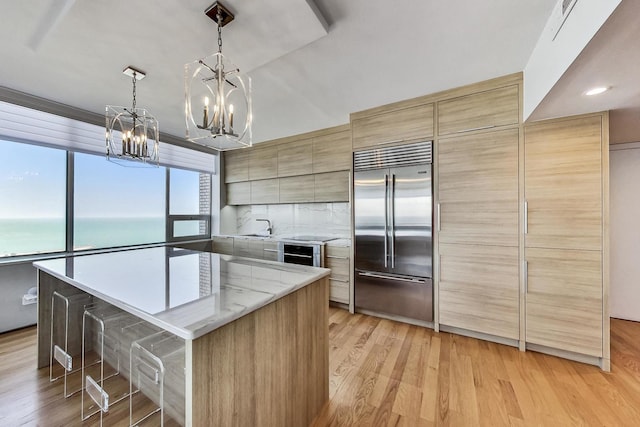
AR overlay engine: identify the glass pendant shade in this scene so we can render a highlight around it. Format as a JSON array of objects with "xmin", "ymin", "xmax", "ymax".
[
  {"xmin": 185, "ymin": 52, "xmax": 252, "ymax": 151},
  {"xmin": 106, "ymin": 105, "xmax": 159, "ymax": 167}
]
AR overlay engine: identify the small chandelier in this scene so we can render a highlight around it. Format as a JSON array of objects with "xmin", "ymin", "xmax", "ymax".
[
  {"xmin": 185, "ymin": 2, "xmax": 252, "ymax": 151},
  {"xmin": 106, "ymin": 66, "xmax": 159, "ymax": 166}
]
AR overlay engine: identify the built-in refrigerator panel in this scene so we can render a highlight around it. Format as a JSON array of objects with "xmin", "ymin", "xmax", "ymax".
[
  {"xmin": 389, "ymin": 164, "xmax": 432, "ymax": 278},
  {"xmin": 353, "ymin": 168, "xmax": 389, "ymax": 274}
]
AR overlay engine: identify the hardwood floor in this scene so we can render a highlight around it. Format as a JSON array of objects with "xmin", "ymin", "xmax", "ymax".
[{"xmin": 1, "ymin": 309, "xmax": 639, "ymax": 426}]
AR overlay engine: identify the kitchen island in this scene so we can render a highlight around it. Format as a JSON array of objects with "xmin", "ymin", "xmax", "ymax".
[{"xmin": 34, "ymin": 246, "xmax": 330, "ymax": 426}]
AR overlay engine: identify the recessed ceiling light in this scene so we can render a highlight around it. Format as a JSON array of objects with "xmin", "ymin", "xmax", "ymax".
[{"xmin": 585, "ymin": 87, "xmax": 609, "ymax": 96}]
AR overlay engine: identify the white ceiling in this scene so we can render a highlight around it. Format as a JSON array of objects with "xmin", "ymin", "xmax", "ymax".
[
  {"xmin": 0, "ymin": 0, "xmax": 560, "ymax": 144},
  {"xmin": 527, "ymin": 0, "xmax": 640, "ymax": 144}
]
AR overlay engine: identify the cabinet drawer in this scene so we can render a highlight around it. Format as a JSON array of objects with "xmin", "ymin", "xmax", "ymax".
[
  {"xmin": 438, "ymin": 85, "xmax": 519, "ymax": 135},
  {"xmin": 329, "ymin": 277, "xmax": 349, "ymax": 304},
  {"xmin": 325, "ymin": 256, "xmax": 349, "ymax": 276},
  {"xmin": 263, "ymin": 242, "xmax": 279, "ymax": 261},
  {"xmin": 212, "ymin": 236, "xmax": 234, "ymax": 255},
  {"xmin": 352, "ymin": 103, "xmax": 434, "ymax": 150},
  {"xmin": 233, "ymin": 239, "xmax": 264, "ymax": 258}
]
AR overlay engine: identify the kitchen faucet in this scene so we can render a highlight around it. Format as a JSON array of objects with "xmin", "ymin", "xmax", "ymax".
[{"xmin": 256, "ymin": 218, "xmax": 272, "ymax": 236}]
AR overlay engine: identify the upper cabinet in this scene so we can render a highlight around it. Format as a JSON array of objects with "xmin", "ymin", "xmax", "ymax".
[
  {"xmin": 351, "ymin": 103, "xmax": 434, "ymax": 150},
  {"xmin": 437, "ymin": 85, "xmax": 519, "ymax": 136},
  {"xmin": 524, "ymin": 115, "xmax": 603, "ymax": 251},
  {"xmin": 278, "ymin": 138, "xmax": 313, "ymax": 177},
  {"xmin": 249, "ymin": 144, "xmax": 278, "ymax": 181},
  {"xmin": 223, "ymin": 125, "xmax": 352, "ymax": 205},
  {"xmin": 313, "ymin": 130, "xmax": 351, "ymax": 173},
  {"xmin": 438, "ymin": 128, "xmax": 519, "ymax": 247},
  {"xmin": 224, "ymin": 149, "xmax": 249, "ymax": 183}
]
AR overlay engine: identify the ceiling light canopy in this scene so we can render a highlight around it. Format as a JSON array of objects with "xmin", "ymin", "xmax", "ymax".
[
  {"xmin": 585, "ymin": 86, "xmax": 609, "ymax": 96},
  {"xmin": 185, "ymin": 2, "xmax": 252, "ymax": 151},
  {"xmin": 105, "ymin": 66, "xmax": 159, "ymax": 166}
]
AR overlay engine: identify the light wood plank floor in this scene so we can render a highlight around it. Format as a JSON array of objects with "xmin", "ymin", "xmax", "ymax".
[{"xmin": 1, "ymin": 309, "xmax": 639, "ymax": 426}]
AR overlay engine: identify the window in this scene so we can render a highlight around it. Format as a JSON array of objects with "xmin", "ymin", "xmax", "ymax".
[
  {"xmin": 168, "ymin": 168, "xmax": 211, "ymax": 241},
  {"xmin": 0, "ymin": 141, "xmax": 66, "ymax": 257},
  {"xmin": 73, "ymin": 152, "xmax": 166, "ymax": 250}
]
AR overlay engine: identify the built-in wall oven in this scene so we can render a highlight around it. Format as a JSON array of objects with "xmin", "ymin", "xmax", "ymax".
[{"xmin": 277, "ymin": 236, "xmax": 336, "ymax": 267}]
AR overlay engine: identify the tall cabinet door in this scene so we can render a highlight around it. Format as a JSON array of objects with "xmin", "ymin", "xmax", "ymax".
[
  {"xmin": 524, "ymin": 114, "xmax": 605, "ymax": 358},
  {"xmin": 437, "ymin": 128, "xmax": 520, "ymax": 340}
]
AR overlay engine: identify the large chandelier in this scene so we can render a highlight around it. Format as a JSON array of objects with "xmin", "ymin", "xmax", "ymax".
[
  {"xmin": 185, "ymin": 2, "xmax": 252, "ymax": 151},
  {"xmin": 106, "ymin": 66, "xmax": 159, "ymax": 166}
]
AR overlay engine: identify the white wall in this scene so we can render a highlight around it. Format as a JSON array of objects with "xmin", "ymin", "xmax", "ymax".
[
  {"xmin": 524, "ymin": 0, "xmax": 621, "ymax": 120},
  {"xmin": 610, "ymin": 142, "xmax": 640, "ymax": 321}
]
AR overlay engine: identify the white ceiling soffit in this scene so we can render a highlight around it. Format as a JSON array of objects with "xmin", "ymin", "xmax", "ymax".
[
  {"xmin": 0, "ymin": 1, "xmax": 556, "ymax": 144},
  {"xmin": 527, "ymin": 0, "xmax": 640, "ymax": 143}
]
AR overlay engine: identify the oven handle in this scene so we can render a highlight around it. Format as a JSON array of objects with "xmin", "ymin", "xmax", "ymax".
[{"xmin": 282, "ymin": 253, "xmax": 313, "ymax": 259}]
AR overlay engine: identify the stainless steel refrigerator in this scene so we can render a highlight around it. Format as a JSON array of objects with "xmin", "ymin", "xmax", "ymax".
[{"xmin": 354, "ymin": 141, "xmax": 433, "ymax": 322}]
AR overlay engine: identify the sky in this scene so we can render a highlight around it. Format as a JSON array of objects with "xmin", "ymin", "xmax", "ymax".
[{"xmin": 0, "ymin": 140, "xmax": 202, "ymax": 219}]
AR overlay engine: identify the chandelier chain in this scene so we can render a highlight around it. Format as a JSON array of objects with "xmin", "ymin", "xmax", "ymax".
[
  {"xmin": 217, "ymin": 7, "xmax": 223, "ymax": 54},
  {"xmin": 131, "ymin": 72, "xmax": 137, "ymax": 111}
]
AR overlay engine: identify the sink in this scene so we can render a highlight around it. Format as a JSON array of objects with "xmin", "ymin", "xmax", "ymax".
[{"xmin": 241, "ymin": 233, "xmax": 272, "ymax": 238}]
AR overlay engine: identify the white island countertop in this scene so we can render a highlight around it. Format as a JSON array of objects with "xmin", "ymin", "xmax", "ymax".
[{"xmin": 34, "ymin": 247, "xmax": 330, "ymax": 340}]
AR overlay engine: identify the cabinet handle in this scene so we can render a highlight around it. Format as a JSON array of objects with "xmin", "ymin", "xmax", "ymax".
[
  {"xmin": 437, "ymin": 203, "xmax": 441, "ymax": 232},
  {"xmin": 524, "ymin": 261, "xmax": 528, "ymax": 293},
  {"xmin": 524, "ymin": 201, "xmax": 528, "ymax": 234},
  {"xmin": 329, "ymin": 278, "xmax": 349, "ymax": 283},
  {"xmin": 263, "ymin": 248, "xmax": 279, "ymax": 253},
  {"xmin": 455, "ymin": 125, "xmax": 495, "ymax": 133},
  {"xmin": 327, "ymin": 255, "xmax": 349, "ymax": 260}
]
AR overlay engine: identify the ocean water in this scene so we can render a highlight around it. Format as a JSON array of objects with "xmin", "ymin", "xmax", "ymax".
[{"xmin": 0, "ymin": 217, "xmax": 165, "ymax": 258}]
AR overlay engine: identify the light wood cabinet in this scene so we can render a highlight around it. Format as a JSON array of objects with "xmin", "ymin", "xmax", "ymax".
[
  {"xmin": 313, "ymin": 130, "xmax": 351, "ymax": 173},
  {"xmin": 212, "ymin": 236, "xmax": 234, "ymax": 255},
  {"xmin": 249, "ymin": 144, "xmax": 278, "ymax": 181},
  {"xmin": 524, "ymin": 115, "xmax": 603, "ymax": 251},
  {"xmin": 314, "ymin": 171, "xmax": 349, "ymax": 203},
  {"xmin": 233, "ymin": 238, "xmax": 264, "ymax": 258},
  {"xmin": 326, "ymin": 245, "xmax": 350, "ymax": 304},
  {"xmin": 263, "ymin": 241, "xmax": 279, "ymax": 261},
  {"xmin": 439, "ymin": 243, "xmax": 519, "ymax": 339},
  {"xmin": 352, "ymin": 103, "xmax": 434, "ymax": 150},
  {"xmin": 224, "ymin": 149, "xmax": 249, "ymax": 183},
  {"xmin": 279, "ymin": 175, "xmax": 315, "ymax": 203},
  {"xmin": 278, "ymin": 138, "xmax": 313, "ymax": 177},
  {"xmin": 227, "ymin": 181, "xmax": 250, "ymax": 205},
  {"xmin": 250, "ymin": 179, "xmax": 279, "ymax": 205},
  {"xmin": 437, "ymin": 85, "xmax": 519, "ymax": 136},
  {"xmin": 525, "ymin": 248, "xmax": 603, "ymax": 357},
  {"xmin": 438, "ymin": 128, "xmax": 519, "ymax": 247},
  {"xmin": 523, "ymin": 113, "xmax": 607, "ymax": 363}
]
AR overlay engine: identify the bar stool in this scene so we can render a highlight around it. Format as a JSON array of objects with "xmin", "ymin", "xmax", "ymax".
[
  {"xmin": 129, "ymin": 331, "xmax": 186, "ymax": 426},
  {"xmin": 49, "ymin": 290, "xmax": 93, "ymax": 397},
  {"xmin": 81, "ymin": 303, "xmax": 140, "ymax": 425}
]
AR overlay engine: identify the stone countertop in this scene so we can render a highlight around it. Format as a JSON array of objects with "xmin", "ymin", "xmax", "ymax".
[
  {"xmin": 217, "ymin": 234, "xmax": 351, "ymax": 246},
  {"xmin": 34, "ymin": 247, "xmax": 329, "ymax": 340}
]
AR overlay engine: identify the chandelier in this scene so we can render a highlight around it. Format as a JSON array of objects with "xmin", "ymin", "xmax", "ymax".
[
  {"xmin": 185, "ymin": 2, "xmax": 252, "ymax": 151},
  {"xmin": 105, "ymin": 66, "xmax": 159, "ymax": 166}
]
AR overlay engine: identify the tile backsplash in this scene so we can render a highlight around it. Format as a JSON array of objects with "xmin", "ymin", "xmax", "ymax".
[{"xmin": 226, "ymin": 203, "xmax": 350, "ymax": 237}]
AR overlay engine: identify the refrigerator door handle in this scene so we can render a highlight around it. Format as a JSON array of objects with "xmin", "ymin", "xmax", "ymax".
[
  {"xmin": 358, "ymin": 271, "xmax": 427, "ymax": 284},
  {"xmin": 390, "ymin": 173, "xmax": 396, "ymax": 269},
  {"xmin": 384, "ymin": 174, "xmax": 389, "ymax": 268}
]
